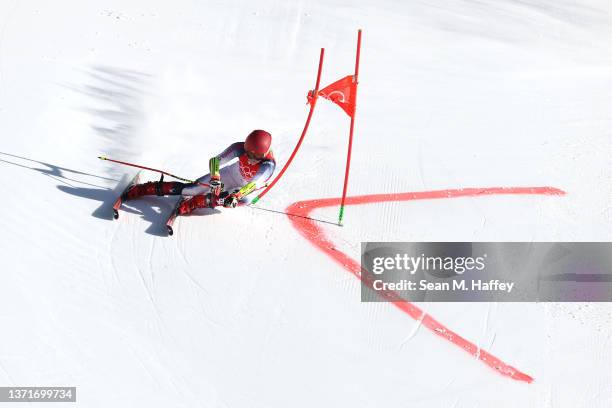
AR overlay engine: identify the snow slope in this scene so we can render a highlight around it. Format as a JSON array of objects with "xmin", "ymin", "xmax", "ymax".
[{"xmin": 1, "ymin": 0, "xmax": 612, "ymax": 406}]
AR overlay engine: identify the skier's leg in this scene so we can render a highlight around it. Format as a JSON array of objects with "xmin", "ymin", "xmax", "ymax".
[
  {"xmin": 123, "ymin": 181, "xmax": 185, "ymax": 200},
  {"xmin": 179, "ymin": 166, "xmax": 247, "ymax": 210},
  {"xmin": 181, "ymin": 174, "xmax": 212, "ymax": 197},
  {"xmin": 177, "ymin": 194, "xmax": 210, "ymax": 215}
]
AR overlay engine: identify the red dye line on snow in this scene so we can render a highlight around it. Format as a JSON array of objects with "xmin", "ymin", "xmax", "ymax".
[{"xmin": 286, "ymin": 186, "xmax": 566, "ymax": 383}]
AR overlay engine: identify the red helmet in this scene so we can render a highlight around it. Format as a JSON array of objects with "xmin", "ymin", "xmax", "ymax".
[{"xmin": 244, "ymin": 129, "xmax": 272, "ymax": 159}]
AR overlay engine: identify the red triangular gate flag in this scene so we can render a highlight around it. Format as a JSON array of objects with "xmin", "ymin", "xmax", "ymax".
[{"xmin": 308, "ymin": 75, "xmax": 356, "ymax": 117}]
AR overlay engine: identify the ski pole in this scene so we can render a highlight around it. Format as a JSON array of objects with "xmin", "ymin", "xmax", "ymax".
[{"xmin": 98, "ymin": 156, "xmax": 211, "ymax": 188}]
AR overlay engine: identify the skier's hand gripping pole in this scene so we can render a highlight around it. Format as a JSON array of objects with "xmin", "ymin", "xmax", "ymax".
[{"xmin": 208, "ymin": 156, "xmax": 222, "ymax": 196}]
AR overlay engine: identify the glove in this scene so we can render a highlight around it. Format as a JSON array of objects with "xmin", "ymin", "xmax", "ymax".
[
  {"xmin": 209, "ymin": 175, "xmax": 222, "ymax": 196},
  {"xmin": 223, "ymin": 192, "xmax": 240, "ymax": 208}
]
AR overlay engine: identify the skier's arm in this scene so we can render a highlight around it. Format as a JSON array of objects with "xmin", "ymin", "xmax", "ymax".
[
  {"xmin": 236, "ymin": 161, "xmax": 275, "ymax": 198},
  {"xmin": 209, "ymin": 142, "xmax": 243, "ymax": 178},
  {"xmin": 223, "ymin": 161, "xmax": 275, "ymax": 208}
]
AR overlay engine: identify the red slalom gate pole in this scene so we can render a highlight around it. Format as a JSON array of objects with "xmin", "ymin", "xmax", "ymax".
[
  {"xmin": 251, "ymin": 48, "xmax": 325, "ymax": 205},
  {"xmin": 338, "ymin": 29, "xmax": 362, "ymax": 225},
  {"xmin": 98, "ymin": 156, "xmax": 210, "ymax": 188}
]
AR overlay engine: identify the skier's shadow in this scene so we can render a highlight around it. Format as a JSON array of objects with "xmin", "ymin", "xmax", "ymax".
[
  {"xmin": 56, "ymin": 176, "xmax": 220, "ymax": 237},
  {"xmin": 0, "ymin": 152, "xmax": 221, "ymax": 235},
  {"xmin": 116, "ymin": 195, "xmax": 179, "ymax": 237},
  {"xmin": 124, "ymin": 197, "xmax": 222, "ymax": 236},
  {"xmin": 0, "ymin": 150, "xmax": 124, "ymax": 220},
  {"xmin": 0, "ymin": 152, "xmax": 184, "ymax": 236},
  {"xmin": 56, "ymin": 184, "xmax": 119, "ymax": 220},
  {"xmin": 118, "ymin": 191, "xmax": 221, "ymax": 236}
]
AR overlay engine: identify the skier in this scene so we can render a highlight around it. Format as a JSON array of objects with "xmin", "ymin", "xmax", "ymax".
[{"xmin": 122, "ymin": 130, "xmax": 275, "ymax": 215}]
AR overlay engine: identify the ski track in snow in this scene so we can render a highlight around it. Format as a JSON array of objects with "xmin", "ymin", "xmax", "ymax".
[{"xmin": 287, "ymin": 186, "xmax": 566, "ymax": 383}]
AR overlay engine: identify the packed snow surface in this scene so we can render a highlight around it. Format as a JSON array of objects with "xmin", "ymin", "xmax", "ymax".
[{"xmin": 0, "ymin": 0, "xmax": 611, "ymax": 407}]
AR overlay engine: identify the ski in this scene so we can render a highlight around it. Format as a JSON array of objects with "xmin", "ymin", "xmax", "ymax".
[
  {"xmin": 112, "ymin": 170, "xmax": 142, "ymax": 220},
  {"xmin": 166, "ymin": 191, "xmax": 228, "ymax": 236},
  {"xmin": 165, "ymin": 196, "xmax": 186, "ymax": 236}
]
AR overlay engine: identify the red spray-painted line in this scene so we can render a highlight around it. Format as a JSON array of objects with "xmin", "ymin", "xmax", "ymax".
[{"xmin": 286, "ymin": 186, "xmax": 566, "ymax": 383}]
